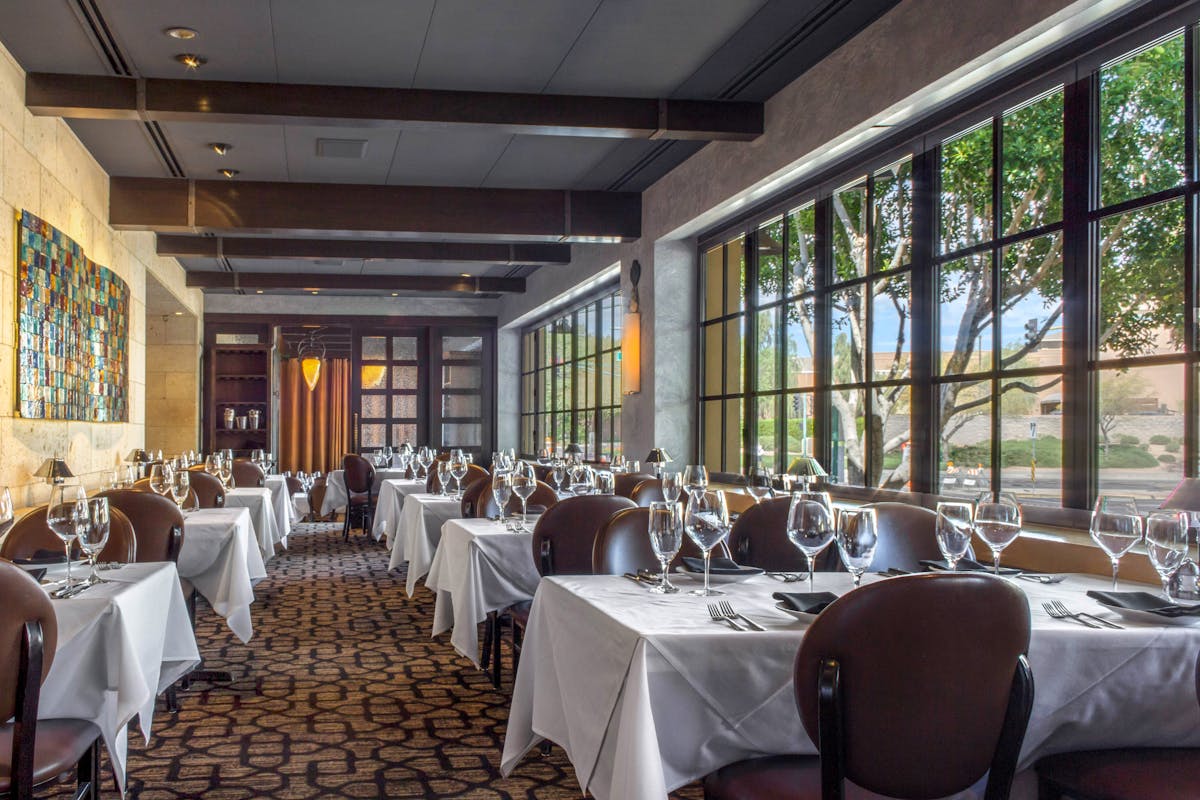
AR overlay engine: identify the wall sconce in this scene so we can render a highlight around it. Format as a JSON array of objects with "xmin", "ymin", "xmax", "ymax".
[
  {"xmin": 298, "ymin": 333, "xmax": 324, "ymax": 392},
  {"xmin": 34, "ymin": 457, "xmax": 74, "ymax": 485},
  {"xmin": 621, "ymin": 259, "xmax": 642, "ymax": 395}
]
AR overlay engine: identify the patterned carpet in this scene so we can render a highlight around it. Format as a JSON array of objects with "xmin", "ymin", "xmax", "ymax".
[{"xmin": 45, "ymin": 522, "xmax": 704, "ymax": 799}]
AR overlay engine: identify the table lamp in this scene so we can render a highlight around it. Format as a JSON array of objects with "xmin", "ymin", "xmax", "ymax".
[
  {"xmin": 565, "ymin": 443, "xmax": 584, "ymax": 464},
  {"xmin": 787, "ymin": 455, "xmax": 827, "ymax": 490},
  {"xmin": 34, "ymin": 457, "xmax": 74, "ymax": 485},
  {"xmin": 645, "ymin": 448, "xmax": 673, "ymax": 478}
]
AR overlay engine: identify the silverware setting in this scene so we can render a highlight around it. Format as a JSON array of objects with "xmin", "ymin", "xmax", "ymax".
[
  {"xmin": 1043, "ymin": 600, "xmax": 1122, "ymax": 629},
  {"xmin": 767, "ymin": 571, "xmax": 805, "ymax": 582},
  {"xmin": 623, "ymin": 572, "xmax": 660, "ymax": 586},
  {"xmin": 1017, "ymin": 573, "xmax": 1066, "ymax": 584},
  {"xmin": 708, "ymin": 603, "xmax": 745, "ymax": 630},
  {"xmin": 717, "ymin": 600, "xmax": 766, "ymax": 631},
  {"xmin": 52, "ymin": 580, "xmax": 95, "ymax": 599}
]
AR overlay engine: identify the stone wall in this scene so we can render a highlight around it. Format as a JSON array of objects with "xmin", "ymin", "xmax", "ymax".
[{"xmin": 145, "ymin": 313, "xmax": 202, "ymax": 456}]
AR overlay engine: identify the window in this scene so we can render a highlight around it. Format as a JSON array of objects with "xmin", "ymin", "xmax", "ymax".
[
  {"xmin": 698, "ymin": 21, "xmax": 1200, "ymax": 510},
  {"xmin": 520, "ymin": 288, "xmax": 622, "ymax": 462}
]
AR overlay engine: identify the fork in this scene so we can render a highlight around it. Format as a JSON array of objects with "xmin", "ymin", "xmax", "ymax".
[
  {"xmin": 1049, "ymin": 600, "xmax": 1122, "ymax": 629},
  {"xmin": 1016, "ymin": 573, "xmax": 1067, "ymax": 585},
  {"xmin": 767, "ymin": 572, "xmax": 805, "ymax": 582},
  {"xmin": 1043, "ymin": 601, "xmax": 1100, "ymax": 628},
  {"xmin": 717, "ymin": 600, "xmax": 766, "ymax": 631},
  {"xmin": 708, "ymin": 603, "xmax": 745, "ymax": 630}
]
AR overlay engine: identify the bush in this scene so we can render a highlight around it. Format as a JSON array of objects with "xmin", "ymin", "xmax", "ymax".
[
  {"xmin": 1118, "ymin": 435, "xmax": 1140, "ymax": 446},
  {"xmin": 1149, "ymin": 434, "xmax": 1171, "ymax": 445},
  {"xmin": 1158, "ymin": 453, "xmax": 1177, "ymax": 464},
  {"xmin": 997, "ymin": 437, "xmax": 1063, "ymax": 468},
  {"xmin": 1098, "ymin": 445, "xmax": 1159, "ymax": 469},
  {"xmin": 1166, "ymin": 441, "xmax": 1181, "ymax": 454}
]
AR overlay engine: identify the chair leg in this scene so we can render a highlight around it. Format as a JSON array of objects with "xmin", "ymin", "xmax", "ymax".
[
  {"xmin": 73, "ymin": 739, "xmax": 99, "ymax": 800},
  {"xmin": 165, "ymin": 685, "xmax": 179, "ymax": 713},
  {"xmin": 481, "ymin": 612, "xmax": 495, "ymax": 683}
]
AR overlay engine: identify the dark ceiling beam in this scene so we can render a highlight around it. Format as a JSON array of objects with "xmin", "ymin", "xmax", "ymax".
[
  {"xmin": 26, "ymin": 72, "xmax": 763, "ymax": 141},
  {"xmin": 111, "ymin": 178, "xmax": 640, "ymax": 241},
  {"xmin": 156, "ymin": 235, "xmax": 572, "ymax": 264},
  {"xmin": 186, "ymin": 272, "xmax": 525, "ymax": 293}
]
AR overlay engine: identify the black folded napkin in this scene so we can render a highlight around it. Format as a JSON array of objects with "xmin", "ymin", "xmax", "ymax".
[
  {"xmin": 13, "ymin": 548, "xmax": 68, "ymax": 565},
  {"xmin": 1086, "ymin": 590, "xmax": 1200, "ymax": 618},
  {"xmin": 773, "ymin": 592, "xmax": 839, "ymax": 614},
  {"xmin": 15, "ymin": 565, "xmax": 47, "ymax": 582},
  {"xmin": 524, "ymin": 505, "xmax": 547, "ymax": 515},
  {"xmin": 919, "ymin": 558, "xmax": 1022, "ymax": 576},
  {"xmin": 681, "ymin": 556, "xmax": 764, "ymax": 576}
]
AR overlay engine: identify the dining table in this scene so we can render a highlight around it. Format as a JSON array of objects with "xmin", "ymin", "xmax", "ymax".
[
  {"xmin": 320, "ymin": 467, "xmax": 410, "ymax": 516},
  {"xmin": 501, "ymin": 571, "xmax": 1200, "ymax": 800},
  {"xmin": 263, "ymin": 474, "xmax": 297, "ymax": 540},
  {"xmin": 223, "ymin": 486, "xmax": 284, "ymax": 561},
  {"xmin": 386, "ymin": 492, "xmax": 466, "ymax": 594},
  {"xmin": 370, "ymin": 477, "xmax": 428, "ymax": 541},
  {"xmin": 40, "ymin": 561, "xmax": 200, "ymax": 791},
  {"xmin": 425, "ymin": 516, "xmax": 541, "ymax": 664},
  {"xmin": 179, "ymin": 506, "xmax": 268, "ymax": 643}
]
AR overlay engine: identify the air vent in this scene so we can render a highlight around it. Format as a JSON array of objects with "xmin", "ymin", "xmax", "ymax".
[{"xmin": 316, "ymin": 138, "xmax": 369, "ymax": 159}]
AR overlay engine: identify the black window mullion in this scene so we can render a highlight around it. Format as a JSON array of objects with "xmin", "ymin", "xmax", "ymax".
[
  {"xmin": 1186, "ymin": 25, "xmax": 1198, "ymax": 478},
  {"xmin": 909, "ymin": 149, "xmax": 938, "ymax": 494},
  {"xmin": 990, "ymin": 116, "xmax": 1004, "ymax": 498},
  {"xmin": 744, "ymin": 231, "xmax": 757, "ymax": 474},
  {"xmin": 863, "ymin": 174, "xmax": 876, "ymax": 485},
  {"xmin": 813, "ymin": 198, "xmax": 833, "ymax": 478}
]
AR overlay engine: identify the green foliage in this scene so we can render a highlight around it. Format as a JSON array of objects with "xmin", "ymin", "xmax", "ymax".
[
  {"xmin": 1149, "ymin": 434, "xmax": 1171, "ymax": 445},
  {"xmin": 1118, "ymin": 434, "xmax": 1140, "ymax": 446},
  {"xmin": 1158, "ymin": 453, "xmax": 1177, "ymax": 464},
  {"xmin": 1098, "ymin": 445, "xmax": 1160, "ymax": 469},
  {"xmin": 1166, "ymin": 441, "xmax": 1181, "ymax": 454},
  {"xmin": 1000, "ymin": 437, "xmax": 1063, "ymax": 468}
]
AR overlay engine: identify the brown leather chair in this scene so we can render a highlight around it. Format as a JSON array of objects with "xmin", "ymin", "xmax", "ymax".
[
  {"xmin": 0, "ymin": 560, "xmax": 102, "ymax": 799},
  {"xmin": 592, "ymin": 507, "xmax": 659, "ymax": 574},
  {"xmin": 423, "ymin": 455, "xmax": 452, "ymax": 494},
  {"xmin": 343, "ymin": 454, "xmax": 376, "ymax": 541},
  {"xmin": 307, "ymin": 476, "xmax": 328, "ymax": 522},
  {"xmin": 231, "ymin": 459, "xmax": 265, "ymax": 488},
  {"xmin": 460, "ymin": 477, "xmax": 489, "ymax": 518},
  {"xmin": 864, "ymin": 501, "xmax": 969, "ymax": 572},
  {"xmin": 531, "ymin": 495, "xmax": 637, "ymax": 577},
  {"xmin": 0, "ymin": 505, "xmax": 135, "ymax": 564},
  {"xmin": 460, "ymin": 463, "xmax": 489, "ymax": 489},
  {"xmin": 96, "ymin": 489, "xmax": 184, "ymax": 563},
  {"xmin": 284, "ymin": 476, "xmax": 303, "ymax": 496},
  {"xmin": 531, "ymin": 464, "xmax": 553, "ymax": 483},
  {"xmin": 477, "ymin": 480, "xmax": 559, "ymax": 520},
  {"xmin": 703, "ymin": 573, "xmax": 1034, "ymax": 800},
  {"xmin": 614, "ymin": 472, "xmax": 656, "ymax": 499},
  {"xmin": 727, "ymin": 496, "xmax": 808, "ymax": 572},
  {"xmin": 630, "ymin": 479, "xmax": 665, "ymax": 507},
  {"xmin": 1035, "ymin": 649, "xmax": 1200, "ymax": 799}
]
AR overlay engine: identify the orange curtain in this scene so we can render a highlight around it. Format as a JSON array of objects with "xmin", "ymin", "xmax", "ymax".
[{"xmin": 279, "ymin": 357, "xmax": 350, "ymax": 473}]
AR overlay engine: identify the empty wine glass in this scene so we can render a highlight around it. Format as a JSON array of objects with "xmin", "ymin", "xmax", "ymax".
[
  {"xmin": 47, "ymin": 484, "xmax": 87, "ymax": 591},
  {"xmin": 647, "ymin": 501, "xmax": 682, "ymax": 594},
  {"xmin": 682, "ymin": 465, "xmax": 708, "ymax": 498},
  {"xmin": 684, "ymin": 490, "xmax": 730, "ymax": 597},
  {"xmin": 786, "ymin": 491, "xmax": 834, "ymax": 587},
  {"xmin": 661, "ymin": 471, "xmax": 682, "ymax": 505},
  {"xmin": 569, "ymin": 465, "xmax": 594, "ymax": 496},
  {"xmin": 171, "ymin": 469, "xmax": 191, "ymax": 509},
  {"xmin": 836, "ymin": 507, "xmax": 878, "ymax": 587},
  {"xmin": 149, "ymin": 462, "xmax": 172, "ymax": 496},
  {"xmin": 550, "ymin": 460, "xmax": 567, "ymax": 493},
  {"xmin": 205, "ymin": 454, "xmax": 222, "ymax": 478},
  {"xmin": 974, "ymin": 492, "xmax": 1022, "ymax": 575},
  {"xmin": 0, "ymin": 487, "xmax": 13, "ymax": 540},
  {"xmin": 936, "ymin": 501, "xmax": 974, "ymax": 571},
  {"xmin": 417, "ymin": 447, "xmax": 434, "ymax": 478},
  {"xmin": 1146, "ymin": 511, "xmax": 1189, "ymax": 598},
  {"xmin": 449, "ymin": 456, "xmax": 469, "ymax": 499},
  {"xmin": 594, "ymin": 470, "xmax": 615, "ymax": 495},
  {"xmin": 492, "ymin": 471, "xmax": 513, "ymax": 527},
  {"xmin": 77, "ymin": 497, "xmax": 111, "ymax": 584},
  {"xmin": 1091, "ymin": 495, "xmax": 1143, "ymax": 590},
  {"xmin": 743, "ymin": 466, "xmax": 774, "ymax": 503},
  {"xmin": 218, "ymin": 457, "xmax": 234, "ymax": 489},
  {"xmin": 437, "ymin": 460, "xmax": 452, "ymax": 496},
  {"xmin": 512, "ymin": 462, "xmax": 537, "ymax": 531}
]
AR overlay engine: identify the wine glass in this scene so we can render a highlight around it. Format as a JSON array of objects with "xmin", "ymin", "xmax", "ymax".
[
  {"xmin": 417, "ymin": 447, "xmax": 434, "ymax": 478},
  {"xmin": 594, "ymin": 470, "xmax": 615, "ymax": 495},
  {"xmin": 836, "ymin": 507, "xmax": 878, "ymax": 587},
  {"xmin": 205, "ymin": 454, "xmax": 222, "ymax": 478},
  {"xmin": 218, "ymin": 457, "xmax": 234, "ymax": 489},
  {"xmin": 491, "ymin": 471, "xmax": 513, "ymax": 527},
  {"xmin": 149, "ymin": 462, "xmax": 172, "ymax": 496},
  {"xmin": 743, "ymin": 466, "xmax": 774, "ymax": 503},
  {"xmin": 0, "ymin": 487, "xmax": 15, "ymax": 540},
  {"xmin": 974, "ymin": 492, "xmax": 1022, "ymax": 575},
  {"xmin": 569, "ymin": 465, "xmax": 594, "ymax": 496},
  {"xmin": 660, "ymin": 471, "xmax": 682, "ymax": 505},
  {"xmin": 47, "ymin": 484, "xmax": 86, "ymax": 591},
  {"xmin": 682, "ymin": 465, "xmax": 708, "ymax": 498},
  {"xmin": 512, "ymin": 462, "xmax": 537, "ymax": 531},
  {"xmin": 171, "ymin": 469, "xmax": 191, "ymax": 510},
  {"xmin": 684, "ymin": 490, "xmax": 730, "ymax": 597},
  {"xmin": 1091, "ymin": 495, "xmax": 1143, "ymax": 590},
  {"xmin": 550, "ymin": 460, "xmax": 567, "ymax": 493},
  {"xmin": 449, "ymin": 456, "xmax": 469, "ymax": 499},
  {"xmin": 1146, "ymin": 511, "xmax": 1189, "ymax": 598},
  {"xmin": 437, "ymin": 460, "xmax": 452, "ymax": 496},
  {"xmin": 785, "ymin": 491, "xmax": 834, "ymax": 587},
  {"xmin": 935, "ymin": 501, "xmax": 974, "ymax": 571},
  {"xmin": 647, "ymin": 501, "xmax": 682, "ymax": 594},
  {"xmin": 77, "ymin": 497, "xmax": 111, "ymax": 584}
]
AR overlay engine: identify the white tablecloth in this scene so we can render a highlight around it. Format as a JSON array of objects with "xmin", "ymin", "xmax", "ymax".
[
  {"xmin": 371, "ymin": 478, "xmax": 428, "ymax": 541},
  {"xmin": 502, "ymin": 572, "xmax": 1200, "ymax": 800},
  {"xmin": 224, "ymin": 487, "xmax": 283, "ymax": 561},
  {"xmin": 425, "ymin": 517, "xmax": 541, "ymax": 665},
  {"xmin": 320, "ymin": 467, "xmax": 409, "ymax": 515},
  {"xmin": 389, "ymin": 493, "xmax": 465, "ymax": 595},
  {"xmin": 263, "ymin": 475, "xmax": 296, "ymax": 543},
  {"xmin": 179, "ymin": 507, "xmax": 268, "ymax": 643},
  {"xmin": 42, "ymin": 561, "xmax": 199, "ymax": 790}
]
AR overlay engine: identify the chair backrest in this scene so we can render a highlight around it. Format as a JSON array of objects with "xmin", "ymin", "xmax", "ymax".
[
  {"xmin": 96, "ymin": 489, "xmax": 184, "ymax": 563},
  {"xmin": 727, "ymin": 496, "xmax": 808, "ymax": 571},
  {"xmin": 614, "ymin": 472, "xmax": 657, "ymax": 499},
  {"xmin": 343, "ymin": 454, "xmax": 375, "ymax": 494},
  {"xmin": 795, "ymin": 573, "xmax": 1033, "ymax": 800},
  {"xmin": 285, "ymin": 476, "xmax": 303, "ymax": 495},
  {"xmin": 424, "ymin": 454, "xmax": 453, "ymax": 494},
  {"xmin": 592, "ymin": 507, "xmax": 659, "ymax": 574},
  {"xmin": 461, "ymin": 463, "xmax": 489, "ymax": 488},
  {"xmin": 99, "ymin": 507, "xmax": 137, "ymax": 562},
  {"xmin": 723, "ymin": 491, "xmax": 757, "ymax": 515},
  {"xmin": 531, "ymin": 495, "xmax": 636, "ymax": 576},
  {"xmin": 0, "ymin": 505, "xmax": 133, "ymax": 563},
  {"xmin": 478, "ymin": 480, "xmax": 559, "ymax": 519},
  {"xmin": 0, "ymin": 560, "xmax": 57, "ymax": 724},
  {"xmin": 183, "ymin": 471, "xmax": 226, "ymax": 509},
  {"xmin": 863, "ymin": 501, "xmax": 956, "ymax": 573},
  {"xmin": 308, "ymin": 477, "xmax": 328, "ymax": 520},
  {"xmin": 532, "ymin": 464, "xmax": 553, "ymax": 483},
  {"xmin": 132, "ymin": 477, "xmax": 201, "ymax": 510},
  {"xmin": 461, "ymin": 477, "xmax": 489, "ymax": 518},
  {"xmin": 231, "ymin": 459, "xmax": 265, "ymax": 488},
  {"xmin": 630, "ymin": 479, "xmax": 665, "ymax": 507}
]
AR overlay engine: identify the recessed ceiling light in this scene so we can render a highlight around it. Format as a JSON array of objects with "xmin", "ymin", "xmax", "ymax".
[
  {"xmin": 218, "ymin": 168, "xmax": 239, "ymax": 178},
  {"xmin": 310, "ymin": 290, "xmax": 319, "ymax": 295},
  {"xmin": 209, "ymin": 142, "xmax": 231, "ymax": 155},
  {"xmin": 255, "ymin": 289, "xmax": 263, "ymax": 294},
  {"xmin": 165, "ymin": 27, "xmax": 198, "ymax": 40},
  {"xmin": 460, "ymin": 273, "xmax": 471, "ymax": 278},
  {"xmin": 175, "ymin": 53, "xmax": 207, "ymax": 70},
  {"xmin": 390, "ymin": 292, "xmax": 398, "ymax": 296},
  {"xmin": 174, "ymin": 311, "xmax": 184, "ymax": 315}
]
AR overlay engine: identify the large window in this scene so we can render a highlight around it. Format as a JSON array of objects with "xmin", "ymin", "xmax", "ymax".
[
  {"xmin": 520, "ymin": 288, "xmax": 622, "ymax": 462},
  {"xmin": 699, "ymin": 20, "xmax": 1200, "ymax": 509}
]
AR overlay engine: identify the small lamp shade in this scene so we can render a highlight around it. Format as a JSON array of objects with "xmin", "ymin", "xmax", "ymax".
[
  {"xmin": 125, "ymin": 449, "xmax": 150, "ymax": 463},
  {"xmin": 787, "ymin": 455, "xmax": 828, "ymax": 482},
  {"xmin": 565, "ymin": 443, "xmax": 584, "ymax": 459},
  {"xmin": 34, "ymin": 458, "xmax": 74, "ymax": 484},
  {"xmin": 645, "ymin": 448, "xmax": 672, "ymax": 465},
  {"xmin": 301, "ymin": 357, "xmax": 322, "ymax": 391}
]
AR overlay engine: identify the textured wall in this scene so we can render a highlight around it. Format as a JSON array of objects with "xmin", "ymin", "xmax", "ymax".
[
  {"xmin": 0, "ymin": 41, "xmax": 202, "ymax": 508},
  {"xmin": 145, "ymin": 313, "xmax": 202, "ymax": 456}
]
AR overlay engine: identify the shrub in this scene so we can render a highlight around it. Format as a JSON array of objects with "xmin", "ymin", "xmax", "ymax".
[
  {"xmin": 1166, "ymin": 441, "xmax": 1181, "ymax": 454},
  {"xmin": 1118, "ymin": 435, "xmax": 1140, "ymax": 446},
  {"xmin": 1158, "ymin": 453, "xmax": 1177, "ymax": 464},
  {"xmin": 1098, "ymin": 445, "xmax": 1159, "ymax": 469},
  {"xmin": 1149, "ymin": 434, "xmax": 1171, "ymax": 445}
]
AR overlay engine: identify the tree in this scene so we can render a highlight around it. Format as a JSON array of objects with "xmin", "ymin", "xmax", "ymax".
[{"xmin": 1098, "ymin": 370, "xmax": 1151, "ymax": 453}]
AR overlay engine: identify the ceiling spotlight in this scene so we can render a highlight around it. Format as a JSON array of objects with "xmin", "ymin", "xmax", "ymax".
[
  {"xmin": 310, "ymin": 290, "xmax": 319, "ymax": 295},
  {"xmin": 218, "ymin": 168, "xmax": 239, "ymax": 178},
  {"xmin": 255, "ymin": 289, "xmax": 264, "ymax": 294},
  {"xmin": 164, "ymin": 27, "xmax": 198, "ymax": 40},
  {"xmin": 175, "ymin": 53, "xmax": 207, "ymax": 70},
  {"xmin": 391, "ymin": 292, "xmax": 398, "ymax": 296},
  {"xmin": 460, "ymin": 273, "xmax": 471, "ymax": 278},
  {"xmin": 174, "ymin": 311, "xmax": 184, "ymax": 315},
  {"xmin": 209, "ymin": 142, "xmax": 231, "ymax": 156}
]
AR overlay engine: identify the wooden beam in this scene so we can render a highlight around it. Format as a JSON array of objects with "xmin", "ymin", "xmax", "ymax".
[
  {"xmin": 156, "ymin": 235, "xmax": 571, "ymax": 264},
  {"xmin": 27, "ymin": 72, "xmax": 763, "ymax": 141},
  {"xmin": 111, "ymin": 178, "xmax": 640, "ymax": 240},
  {"xmin": 186, "ymin": 272, "xmax": 525, "ymax": 293}
]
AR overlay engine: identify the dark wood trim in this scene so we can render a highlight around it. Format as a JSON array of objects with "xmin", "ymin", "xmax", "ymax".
[
  {"xmin": 186, "ymin": 271, "xmax": 525, "ymax": 293},
  {"xmin": 157, "ymin": 235, "xmax": 571, "ymax": 264},
  {"xmin": 111, "ymin": 177, "xmax": 641, "ymax": 241},
  {"xmin": 26, "ymin": 72, "xmax": 763, "ymax": 141},
  {"xmin": 205, "ymin": 312, "xmax": 496, "ymax": 328}
]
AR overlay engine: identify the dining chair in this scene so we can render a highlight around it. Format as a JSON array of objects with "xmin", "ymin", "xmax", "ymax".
[
  {"xmin": 95, "ymin": 490, "xmax": 184, "ymax": 564},
  {"xmin": 531, "ymin": 464, "xmax": 553, "ymax": 483},
  {"xmin": 342, "ymin": 454, "xmax": 376, "ymax": 541},
  {"xmin": 703, "ymin": 573, "xmax": 1034, "ymax": 800},
  {"xmin": 284, "ymin": 475, "xmax": 303, "ymax": 497},
  {"xmin": 460, "ymin": 463, "xmax": 489, "ymax": 489},
  {"xmin": 727, "ymin": 496, "xmax": 809, "ymax": 572},
  {"xmin": 591, "ymin": 507, "xmax": 659, "ymax": 574},
  {"xmin": 1034, "ymin": 648, "xmax": 1200, "ymax": 799},
  {"xmin": 424, "ymin": 455, "xmax": 452, "ymax": 494},
  {"xmin": 307, "ymin": 476, "xmax": 328, "ymax": 522},
  {"xmin": 613, "ymin": 472, "xmax": 656, "ymax": 499},
  {"xmin": 476, "ymin": 480, "xmax": 558, "ymax": 520},
  {"xmin": 0, "ymin": 559, "xmax": 102, "ymax": 799},
  {"xmin": 230, "ymin": 459, "xmax": 265, "ymax": 488},
  {"xmin": 460, "ymin": 477, "xmax": 489, "ymax": 518},
  {"xmin": 863, "ymin": 501, "xmax": 971, "ymax": 572},
  {"xmin": 629, "ymin": 479, "xmax": 665, "ymax": 507},
  {"xmin": 0, "ymin": 505, "xmax": 135, "ymax": 565}
]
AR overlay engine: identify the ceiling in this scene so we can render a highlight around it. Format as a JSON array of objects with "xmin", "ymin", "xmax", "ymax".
[{"xmin": 0, "ymin": 0, "xmax": 900, "ymax": 296}]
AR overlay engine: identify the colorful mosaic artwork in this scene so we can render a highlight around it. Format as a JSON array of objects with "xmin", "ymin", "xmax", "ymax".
[{"xmin": 16, "ymin": 210, "xmax": 129, "ymax": 421}]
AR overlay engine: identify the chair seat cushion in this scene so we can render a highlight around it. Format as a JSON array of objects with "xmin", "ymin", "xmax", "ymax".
[
  {"xmin": 703, "ymin": 755, "xmax": 895, "ymax": 800},
  {"xmin": 347, "ymin": 491, "xmax": 371, "ymax": 506},
  {"xmin": 1037, "ymin": 748, "xmax": 1200, "ymax": 800},
  {"xmin": 0, "ymin": 718, "xmax": 100, "ymax": 790}
]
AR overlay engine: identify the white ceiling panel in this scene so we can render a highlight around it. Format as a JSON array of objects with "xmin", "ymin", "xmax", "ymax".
[
  {"xmin": 385, "ymin": 128, "xmax": 512, "ymax": 187},
  {"xmin": 163, "ymin": 121, "xmax": 289, "ymax": 181},
  {"xmin": 481, "ymin": 135, "xmax": 619, "ymax": 188},
  {"xmin": 283, "ymin": 125, "xmax": 401, "ymax": 184},
  {"xmin": 67, "ymin": 120, "xmax": 171, "ymax": 177}
]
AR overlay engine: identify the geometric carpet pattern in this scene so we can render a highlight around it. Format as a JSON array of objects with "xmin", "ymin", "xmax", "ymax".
[{"xmin": 44, "ymin": 523, "xmax": 704, "ymax": 798}]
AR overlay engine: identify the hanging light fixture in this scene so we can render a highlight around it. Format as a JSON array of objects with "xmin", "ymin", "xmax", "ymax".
[
  {"xmin": 622, "ymin": 260, "xmax": 642, "ymax": 394},
  {"xmin": 297, "ymin": 332, "xmax": 325, "ymax": 392}
]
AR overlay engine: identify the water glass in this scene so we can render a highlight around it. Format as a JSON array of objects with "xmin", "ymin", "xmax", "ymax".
[
  {"xmin": 836, "ymin": 507, "xmax": 878, "ymax": 587},
  {"xmin": 974, "ymin": 492, "xmax": 1022, "ymax": 575},
  {"xmin": 684, "ymin": 490, "xmax": 730, "ymax": 597},
  {"xmin": 149, "ymin": 463, "xmax": 172, "ymax": 496},
  {"xmin": 661, "ymin": 471, "xmax": 682, "ymax": 505},
  {"xmin": 512, "ymin": 462, "xmax": 537, "ymax": 530},
  {"xmin": 595, "ymin": 470, "xmax": 615, "ymax": 495},
  {"xmin": 647, "ymin": 501, "xmax": 682, "ymax": 594},
  {"xmin": 77, "ymin": 497, "xmax": 111, "ymax": 583},
  {"xmin": 1145, "ymin": 510, "xmax": 1188, "ymax": 598},
  {"xmin": 786, "ymin": 491, "xmax": 834, "ymax": 587},
  {"xmin": 935, "ymin": 501, "xmax": 974, "ymax": 571},
  {"xmin": 492, "ymin": 472, "xmax": 513, "ymax": 527},
  {"xmin": 1090, "ymin": 495, "xmax": 1143, "ymax": 590},
  {"xmin": 437, "ymin": 460, "xmax": 452, "ymax": 496},
  {"xmin": 682, "ymin": 465, "xmax": 708, "ymax": 498},
  {"xmin": 47, "ymin": 484, "xmax": 87, "ymax": 591},
  {"xmin": 743, "ymin": 466, "xmax": 774, "ymax": 503}
]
